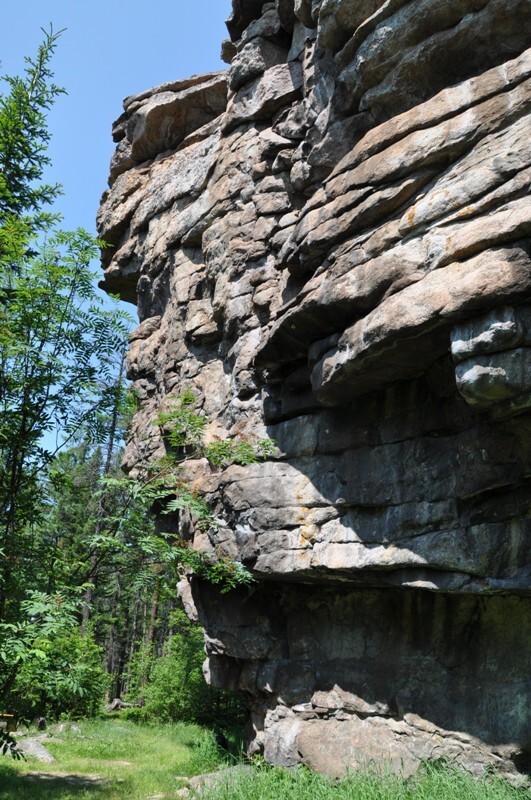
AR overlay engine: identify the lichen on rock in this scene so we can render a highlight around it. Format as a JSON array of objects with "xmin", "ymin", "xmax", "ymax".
[{"xmin": 98, "ymin": 0, "xmax": 531, "ymax": 783}]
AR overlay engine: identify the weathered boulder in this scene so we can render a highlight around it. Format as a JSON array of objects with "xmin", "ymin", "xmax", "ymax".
[
  {"xmin": 99, "ymin": 0, "xmax": 531, "ymax": 783},
  {"xmin": 18, "ymin": 738, "xmax": 56, "ymax": 763}
]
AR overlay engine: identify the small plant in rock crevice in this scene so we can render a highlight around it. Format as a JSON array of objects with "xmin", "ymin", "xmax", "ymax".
[{"xmin": 106, "ymin": 389, "xmax": 276, "ymax": 594}]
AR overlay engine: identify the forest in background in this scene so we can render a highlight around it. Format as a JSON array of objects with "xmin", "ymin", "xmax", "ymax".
[{"xmin": 0, "ymin": 28, "xmax": 247, "ymax": 735}]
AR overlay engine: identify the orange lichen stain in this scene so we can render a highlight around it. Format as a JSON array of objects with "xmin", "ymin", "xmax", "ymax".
[
  {"xmin": 300, "ymin": 524, "xmax": 318, "ymax": 547},
  {"xmin": 454, "ymin": 205, "xmax": 476, "ymax": 219},
  {"xmin": 294, "ymin": 475, "xmax": 312, "ymax": 506},
  {"xmin": 296, "ymin": 505, "xmax": 313, "ymax": 524},
  {"xmin": 406, "ymin": 207, "xmax": 417, "ymax": 228}
]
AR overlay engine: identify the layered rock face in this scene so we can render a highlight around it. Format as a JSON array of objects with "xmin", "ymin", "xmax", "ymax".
[{"xmin": 98, "ymin": 0, "xmax": 531, "ymax": 781}]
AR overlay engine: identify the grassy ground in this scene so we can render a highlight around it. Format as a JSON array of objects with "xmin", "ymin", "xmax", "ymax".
[
  {"xmin": 0, "ymin": 719, "xmax": 528, "ymax": 800},
  {"xmin": 0, "ymin": 718, "xmax": 222, "ymax": 800},
  {"xmin": 202, "ymin": 762, "xmax": 531, "ymax": 800}
]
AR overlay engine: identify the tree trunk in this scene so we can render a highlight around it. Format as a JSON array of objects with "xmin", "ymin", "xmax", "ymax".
[
  {"xmin": 146, "ymin": 581, "xmax": 160, "ymax": 645},
  {"xmin": 81, "ymin": 359, "xmax": 124, "ymax": 632}
]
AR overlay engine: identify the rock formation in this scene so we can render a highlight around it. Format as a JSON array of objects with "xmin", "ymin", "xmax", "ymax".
[{"xmin": 98, "ymin": 0, "xmax": 531, "ymax": 782}]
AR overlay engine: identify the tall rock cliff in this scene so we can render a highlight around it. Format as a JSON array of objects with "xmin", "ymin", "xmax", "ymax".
[{"xmin": 98, "ymin": 0, "xmax": 531, "ymax": 781}]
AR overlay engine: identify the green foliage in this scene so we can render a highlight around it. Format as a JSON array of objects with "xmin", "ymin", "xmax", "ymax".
[
  {"xmin": 0, "ymin": 26, "xmax": 64, "ymax": 230},
  {"xmin": 0, "ymin": 29, "xmax": 131, "ymax": 717},
  {"xmin": 154, "ymin": 390, "xmax": 276, "ymax": 467},
  {"xmin": 10, "ymin": 626, "xmax": 107, "ymax": 720},
  {"xmin": 155, "ymin": 388, "xmax": 207, "ymax": 449},
  {"xmin": 0, "ymin": 28, "xmax": 131, "ymax": 558},
  {"xmin": 122, "ymin": 613, "xmax": 245, "ymax": 734},
  {"xmin": 135, "ymin": 389, "xmax": 277, "ymax": 592},
  {"xmin": 72, "ymin": 388, "xmax": 269, "ymax": 605},
  {"xmin": 0, "ymin": 233, "xmax": 130, "ymax": 685},
  {"xmin": 164, "ymin": 488, "xmax": 215, "ymax": 530},
  {"xmin": 170, "ymin": 548, "xmax": 256, "ymax": 594},
  {"xmin": 0, "ymin": 229, "xmax": 129, "ymax": 460},
  {"xmin": 0, "ymin": 590, "xmax": 78, "ymax": 675},
  {"xmin": 0, "ymin": 731, "xmax": 23, "ymax": 761},
  {"xmin": 0, "ymin": 589, "xmax": 107, "ymax": 719},
  {"xmin": 124, "ymin": 609, "xmax": 235, "ymax": 726}
]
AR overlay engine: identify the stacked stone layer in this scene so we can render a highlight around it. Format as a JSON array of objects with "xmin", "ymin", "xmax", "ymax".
[{"xmin": 99, "ymin": 0, "xmax": 531, "ymax": 781}]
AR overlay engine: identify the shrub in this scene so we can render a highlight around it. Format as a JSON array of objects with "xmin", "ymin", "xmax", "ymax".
[
  {"xmin": 8, "ymin": 627, "xmax": 107, "ymax": 720},
  {"xmin": 125, "ymin": 609, "xmax": 244, "ymax": 727}
]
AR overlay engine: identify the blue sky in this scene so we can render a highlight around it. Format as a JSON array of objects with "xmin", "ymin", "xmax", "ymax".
[{"xmin": 1, "ymin": 1, "xmax": 228, "ymax": 236}]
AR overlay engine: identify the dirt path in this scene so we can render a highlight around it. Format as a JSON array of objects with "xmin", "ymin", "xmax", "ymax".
[{"xmin": 22, "ymin": 770, "xmax": 110, "ymax": 788}]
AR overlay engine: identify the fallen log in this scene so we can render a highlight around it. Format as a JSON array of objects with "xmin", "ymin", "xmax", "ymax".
[{"xmin": 105, "ymin": 698, "xmax": 144, "ymax": 712}]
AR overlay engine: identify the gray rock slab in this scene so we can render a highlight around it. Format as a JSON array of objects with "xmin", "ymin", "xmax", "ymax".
[{"xmin": 18, "ymin": 739, "xmax": 56, "ymax": 763}]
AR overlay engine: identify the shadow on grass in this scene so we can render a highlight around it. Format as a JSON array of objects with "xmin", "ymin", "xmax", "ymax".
[{"xmin": 0, "ymin": 762, "xmax": 118, "ymax": 799}]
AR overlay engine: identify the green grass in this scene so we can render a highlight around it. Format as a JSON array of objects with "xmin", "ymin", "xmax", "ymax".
[
  {"xmin": 199, "ymin": 761, "xmax": 530, "ymax": 800},
  {"xmin": 0, "ymin": 718, "xmax": 223, "ymax": 800}
]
